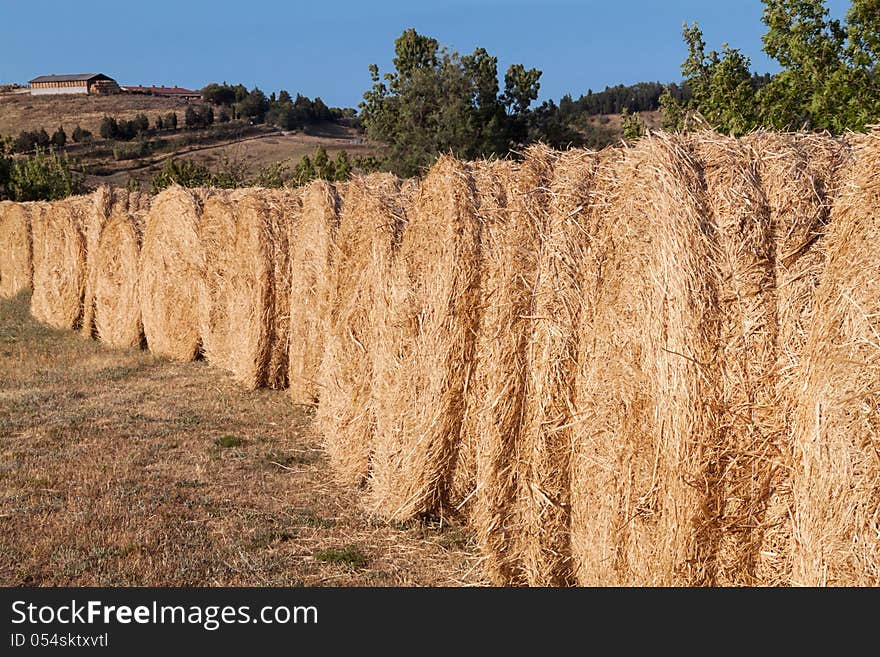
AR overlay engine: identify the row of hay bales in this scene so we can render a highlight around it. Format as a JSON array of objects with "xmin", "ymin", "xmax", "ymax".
[{"xmin": 1, "ymin": 129, "xmax": 877, "ymax": 586}]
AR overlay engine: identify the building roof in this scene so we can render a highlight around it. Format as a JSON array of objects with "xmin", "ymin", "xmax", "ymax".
[
  {"xmin": 122, "ymin": 85, "xmax": 200, "ymax": 96},
  {"xmin": 29, "ymin": 73, "xmax": 113, "ymax": 84}
]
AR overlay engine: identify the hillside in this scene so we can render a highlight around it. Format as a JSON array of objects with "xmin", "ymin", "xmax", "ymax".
[{"xmin": 0, "ymin": 92, "xmax": 206, "ymax": 137}]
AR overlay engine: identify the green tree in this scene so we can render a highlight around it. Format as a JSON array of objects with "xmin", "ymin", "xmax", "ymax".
[
  {"xmin": 51, "ymin": 127, "xmax": 67, "ymax": 149},
  {"xmin": 333, "ymin": 150, "xmax": 352, "ymax": 181},
  {"xmin": 100, "ymin": 116, "xmax": 118, "ymax": 140},
  {"xmin": 620, "ymin": 107, "xmax": 646, "ymax": 141},
  {"xmin": 71, "ymin": 125, "xmax": 92, "ymax": 143},
  {"xmin": 680, "ymin": 22, "xmax": 759, "ymax": 135},
  {"xmin": 360, "ymin": 29, "xmax": 543, "ymax": 176},
  {"xmin": 184, "ymin": 106, "xmax": 199, "ymax": 129},
  {"xmin": 313, "ymin": 146, "xmax": 333, "ymax": 180}
]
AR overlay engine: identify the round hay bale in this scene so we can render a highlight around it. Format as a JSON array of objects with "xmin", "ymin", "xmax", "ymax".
[
  {"xmin": 0, "ymin": 201, "xmax": 33, "ymax": 298},
  {"xmin": 460, "ymin": 158, "xmax": 524, "ymax": 585},
  {"xmin": 93, "ymin": 204, "xmax": 146, "ymax": 349},
  {"xmin": 288, "ymin": 180, "xmax": 339, "ymax": 405},
  {"xmin": 198, "ymin": 188, "xmax": 287, "ymax": 390},
  {"xmin": 30, "ymin": 194, "xmax": 91, "ymax": 330},
  {"xmin": 570, "ymin": 134, "xmax": 721, "ymax": 586},
  {"xmin": 139, "ymin": 186, "xmax": 206, "ymax": 361},
  {"xmin": 745, "ymin": 130, "xmax": 850, "ymax": 585},
  {"xmin": 81, "ymin": 186, "xmax": 129, "ymax": 338},
  {"xmin": 517, "ymin": 147, "xmax": 601, "ymax": 587},
  {"xmin": 789, "ymin": 131, "xmax": 880, "ymax": 586},
  {"xmin": 263, "ymin": 188, "xmax": 296, "ymax": 390},
  {"xmin": 690, "ymin": 133, "xmax": 776, "ymax": 586},
  {"xmin": 368, "ymin": 156, "xmax": 481, "ymax": 522},
  {"xmin": 315, "ymin": 173, "xmax": 404, "ymax": 486}
]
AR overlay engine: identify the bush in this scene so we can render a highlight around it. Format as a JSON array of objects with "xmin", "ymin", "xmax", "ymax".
[
  {"xmin": 6, "ymin": 147, "xmax": 86, "ymax": 201},
  {"xmin": 51, "ymin": 127, "xmax": 67, "ymax": 149},
  {"xmin": 71, "ymin": 125, "xmax": 92, "ymax": 143}
]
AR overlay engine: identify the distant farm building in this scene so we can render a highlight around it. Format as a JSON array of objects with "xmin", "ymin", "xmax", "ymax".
[
  {"xmin": 28, "ymin": 73, "xmax": 120, "ymax": 96},
  {"xmin": 122, "ymin": 85, "xmax": 201, "ymax": 100}
]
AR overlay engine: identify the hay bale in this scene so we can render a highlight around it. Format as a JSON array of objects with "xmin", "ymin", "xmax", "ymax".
[
  {"xmin": 30, "ymin": 194, "xmax": 91, "ymax": 330},
  {"xmin": 93, "ymin": 204, "xmax": 146, "ymax": 349},
  {"xmin": 517, "ymin": 148, "xmax": 603, "ymax": 587},
  {"xmin": 746, "ymin": 131, "xmax": 849, "ymax": 585},
  {"xmin": 368, "ymin": 157, "xmax": 481, "ymax": 522},
  {"xmin": 789, "ymin": 132, "xmax": 880, "ymax": 586},
  {"xmin": 691, "ymin": 133, "xmax": 777, "ymax": 586},
  {"xmin": 263, "ymin": 189, "xmax": 296, "ymax": 390},
  {"xmin": 198, "ymin": 188, "xmax": 289, "ymax": 390},
  {"xmin": 288, "ymin": 181, "xmax": 339, "ymax": 405},
  {"xmin": 316, "ymin": 173, "xmax": 404, "ymax": 485},
  {"xmin": 570, "ymin": 135, "xmax": 720, "ymax": 586},
  {"xmin": 139, "ymin": 186, "xmax": 206, "ymax": 361},
  {"xmin": 81, "ymin": 186, "xmax": 129, "ymax": 338},
  {"xmin": 0, "ymin": 201, "xmax": 33, "ymax": 298}
]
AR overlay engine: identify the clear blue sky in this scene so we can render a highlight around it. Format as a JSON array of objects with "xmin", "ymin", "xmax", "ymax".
[{"xmin": 0, "ymin": 0, "xmax": 853, "ymax": 108}]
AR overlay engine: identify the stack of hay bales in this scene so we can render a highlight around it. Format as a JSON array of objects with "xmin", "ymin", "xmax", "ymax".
[
  {"xmin": 316, "ymin": 174, "xmax": 405, "ymax": 485},
  {"xmin": 92, "ymin": 192, "xmax": 151, "ymax": 349},
  {"xmin": 569, "ymin": 134, "xmax": 720, "ymax": 586},
  {"xmin": 197, "ymin": 188, "xmax": 292, "ymax": 390},
  {"xmin": 0, "ymin": 200, "xmax": 34, "ymax": 298},
  {"xmin": 30, "ymin": 193, "xmax": 93, "ymax": 330},
  {"xmin": 368, "ymin": 156, "xmax": 481, "ymax": 521},
  {"xmin": 789, "ymin": 132, "xmax": 880, "ymax": 586},
  {"xmin": 139, "ymin": 186, "xmax": 207, "ymax": 361},
  {"xmin": 288, "ymin": 181, "xmax": 340, "ymax": 405}
]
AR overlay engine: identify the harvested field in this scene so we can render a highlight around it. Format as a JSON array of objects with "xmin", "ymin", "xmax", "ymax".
[
  {"xmin": 4, "ymin": 128, "xmax": 879, "ymax": 587},
  {"xmin": 0, "ymin": 291, "xmax": 483, "ymax": 586}
]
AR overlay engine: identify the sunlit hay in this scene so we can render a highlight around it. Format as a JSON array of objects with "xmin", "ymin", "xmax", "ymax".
[
  {"xmin": 745, "ymin": 130, "xmax": 850, "ymax": 585},
  {"xmin": 81, "ymin": 186, "xmax": 129, "ymax": 338},
  {"xmin": 570, "ymin": 135, "xmax": 720, "ymax": 586},
  {"xmin": 139, "ymin": 186, "xmax": 207, "ymax": 361},
  {"xmin": 316, "ymin": 174, "xmax": 403, "ymax": 486},
  {"xmin": 288, "ymin": 181, "xmax": 339, "ymax": 404},
  {"xmin": 198, "ymin": 188, "xmax": 283, "ymax": 390},
  {"xmin": 461, "ymin": 154, "xmax": 537, "ymax": 585},
  {"xmin": 690, "ymin": 133, "xmax": 777, "ymax": 586},
  {"xmin": 30, "ymin": 193, "xmax": 92, "ymax": 330},
  {"xmin": 0, "ymin": 201, "xmax": 33, "ymax": 298},
  {"xmin": 474, "ymin": 145, "xmax": 561, "ymax": 585},
  {"xmin": 789, "ymin": 131, "xmax": 880, "ymax": 586},
  {"xmin": 518, "ymin": 147, "xmax": 603, "ymax": 587},
  {"xmin": 93, "ymin": 204, "xmax": 146, "ymax": 349},
  {"xmin": 368, "ymin": 157, "xmax": 480, "ymax": 522}
]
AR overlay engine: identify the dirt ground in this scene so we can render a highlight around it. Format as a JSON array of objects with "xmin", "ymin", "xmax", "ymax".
[{"xmin": 0, "ymin": 292, "xmax": 486, "ymax": 586}]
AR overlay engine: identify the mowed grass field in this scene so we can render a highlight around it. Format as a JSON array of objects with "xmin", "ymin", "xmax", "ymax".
[{"xmin": 0, "ymin": 292, "xmax": 483, "ymax": 586}]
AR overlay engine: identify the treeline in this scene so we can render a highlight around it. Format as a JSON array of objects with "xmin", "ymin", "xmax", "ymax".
[
  {"xmin": 201, "ymin": 82, "xmax": 356, "ymax": 130},
  {"xmin": 559, "ymin": 81, "xmax": 691, "ymax": 117},
  {"xmin": 665, "ymin": 0, "xmax": 880, "ymax": 135}
]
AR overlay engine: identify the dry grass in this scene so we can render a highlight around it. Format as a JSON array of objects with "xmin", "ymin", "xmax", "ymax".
[
  {"xmin": 139, "ymin": 186, "xmax": 206, "ymax": 361},
  {"xmin": 368, "ymin": 156, "xmax": 481, "ymax": 522},
  {"xmin": 789, "ymin": 131, "xmax": 880, "ymax": 586},
  {"xmin": 0, "ymin": 201, "xmax": 33, "ymax": 298},
  {"xmin": 0, "ymin": 291, "xmax": 484, "ymax": 586}
]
